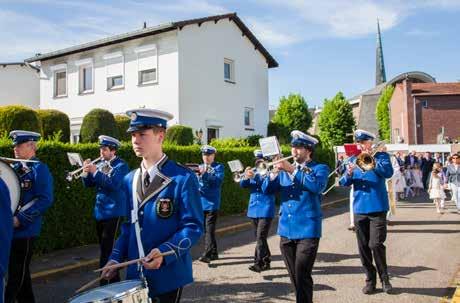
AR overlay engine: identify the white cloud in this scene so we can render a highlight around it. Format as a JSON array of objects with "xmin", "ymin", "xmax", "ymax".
[{"xmin": 247, "ymin": 18, "xmax": 302, "ymax": 47}]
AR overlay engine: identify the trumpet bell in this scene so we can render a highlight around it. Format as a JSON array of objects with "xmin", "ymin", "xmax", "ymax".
[{"xmin": 233, "ymin": 172, "xmax": 243, "ymax": 183}]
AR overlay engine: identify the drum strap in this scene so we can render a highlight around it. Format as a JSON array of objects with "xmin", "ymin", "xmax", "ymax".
[
  {"xmin": 131, "ymin": 169, "xmax": 146, "ymax": 262},
  {"xmin": 17, "ymin": 198, "xmax": 38, "ymax": 212}
]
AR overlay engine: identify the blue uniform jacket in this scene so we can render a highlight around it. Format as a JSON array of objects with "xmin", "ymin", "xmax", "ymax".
[
  {"xmin": 0, "ymin": 178, "xmax": 13, "ymax": 303},
  {"xmin": 240, "ymin": 174, "xmax": 275, "ymax": 218},
  {"xmin": 110, "ymin": 158, "xmax": 203, "ymax": 297},
  {"xmin": 199, "ymin": 162, "xmax": 224, "ymax": 211},
  {"xmin": 13, "ymin": 159, "xmax": 53, "ymax": 239},
  {"xmin": 339, "ymin": 152, "xmax": 393, "ymax": 214},
  {"xmin": 83, "ymin": 157, "xmax": 129, "ymax": 221},
  {"xmin": 262, "ymin": 161, "xmax": 329, "ymax": 240}
]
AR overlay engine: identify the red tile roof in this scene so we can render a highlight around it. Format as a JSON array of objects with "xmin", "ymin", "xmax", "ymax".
[{"xmin": 411, "ymin": 82, "xmax": 460, "ymax": 96}]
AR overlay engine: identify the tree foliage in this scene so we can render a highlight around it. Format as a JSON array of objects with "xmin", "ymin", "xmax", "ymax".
[
  {"xmin": 165, "ymin": 125, "xmax": 194, "ymax": 146},
  {"xmin": 318, "ymin": 92, "xmax": 356, "ymax": 148},
  {"xmin": 80, "ymin": 109, "xmax": 118, "ymax": 143},
  {"xmin": 376, "ymin": 85, "xmax": 395, "ymax": 141},
  {"xmin": 36, "ymin": 109, "xmax": 70, "ymax": 142},
  {"xmin": 0, "ymin": 105, "xmax": 41, "ymax": 135},
  {"xmin": 114, "ymin": 115, "xmax": 131, "ymax": 142},
  {"xmin": 272, "ymin": 93, "xmax": 312, "ymax": 134}
]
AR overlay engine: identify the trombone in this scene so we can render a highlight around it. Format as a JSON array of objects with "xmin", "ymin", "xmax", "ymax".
[
  {"xmin": 66, "ymin": 157, "xmax": 103, "ymax": 182},
  {"xmin": 0, "ymin": 156, "xmax": 39, "ymax": 164}
]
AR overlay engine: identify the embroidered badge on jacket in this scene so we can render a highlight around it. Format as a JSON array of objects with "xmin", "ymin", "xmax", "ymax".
[{"xmin": 156, "ymin": 198, "xmax": 174, "ymax": 218}]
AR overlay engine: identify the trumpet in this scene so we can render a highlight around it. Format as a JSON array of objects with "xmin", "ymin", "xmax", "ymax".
[
  {"xmin": 233, "ymin": 167, "xmax": 257, "ymax": 183},
  {"xmin": 255, "ymin": 155, "xmax": 294, "ymax": 176},
  {"xmin": 66, "ymin": 157, "xmax": 103, "ymax": 182}
]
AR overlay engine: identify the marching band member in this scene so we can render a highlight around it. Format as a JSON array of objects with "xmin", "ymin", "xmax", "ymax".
[
  {"xmin": 262, "ymin": 130, "xmax": 329, "ymax": 303},
  {"xmin": 102, "ymin": 109, "xmax": 203, "ymax": 302},
  {"xmin": 0, "ymin": 179, "xmax": 12, "ymax": 303},
  {"xmin": 339, "ymin": 129, "xmax": 394, "ymax": 294},
  {"xmin": 239, "ymin": 150, "xmax": 275, "ymax": 273},
  {"xmin": 197, "ymin": 145, "xmax": 225, "ymax": 264},
  {"xmin": 82, "ymin": 135, "xmax": 129, "ymax": 285},
  {"xmin": 5, "ymin": 131, "xmax": 53, "ymax": 303}
]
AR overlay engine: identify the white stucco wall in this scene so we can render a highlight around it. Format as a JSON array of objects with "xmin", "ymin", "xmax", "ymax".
[
  {"xmin": 177, "ymin": 19, "xmax": 269, "ymax": 142},
  {"xmin": 39, "ymin": 31, "xmax": 179, "ymax": 128},
  {"xmin": 0, "ymin": 64, "xmax": 40, "ymax": 108}
]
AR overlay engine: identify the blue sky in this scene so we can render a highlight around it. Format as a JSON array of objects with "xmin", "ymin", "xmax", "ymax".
[{"xmin": 1, "ymin": 0, "xmax": 459, "ymax": 108}]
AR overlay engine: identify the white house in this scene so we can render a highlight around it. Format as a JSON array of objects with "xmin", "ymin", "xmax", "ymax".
[
  {"xmin": 25, "ymin": 13, "xmax": 278, "ymax": 143},
  {"xmin": 0, "ymin": 63, "xmax": 40, "ymax": 109}
]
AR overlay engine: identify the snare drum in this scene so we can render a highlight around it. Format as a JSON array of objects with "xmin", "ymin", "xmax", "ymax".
[
  {"xmin": 68, "ymin": 280, "xmax": 150, "ymax": 303},
  {"xmin": 0, "ymin": 159, "xmax": 21, "ymax": 214}
]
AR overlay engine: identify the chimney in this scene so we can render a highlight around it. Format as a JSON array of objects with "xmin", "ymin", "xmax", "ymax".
[{"xmin": 143, "ymin": 21, "xmax": 147, "ymax": 29}]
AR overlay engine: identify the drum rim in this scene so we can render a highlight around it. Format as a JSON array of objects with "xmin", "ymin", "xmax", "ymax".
[
  {"xmin": 67, "ymin": 280, "xmax": 146, "ymax": 303},
  {"xmin": 0, "ymin": 159, "xmax": 21, "ymax": 214}
]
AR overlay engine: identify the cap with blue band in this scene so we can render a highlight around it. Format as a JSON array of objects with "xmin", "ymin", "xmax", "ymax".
[{"xmin": 9, "ymin": 130, "xmax": 41, "ymax": 146}]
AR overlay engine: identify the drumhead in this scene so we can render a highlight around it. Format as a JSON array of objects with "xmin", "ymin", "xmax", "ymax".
[
  {"xmin": 0, "ymin": 160, "xmax": 20, "ymax": 214},
  {"xmin": 68, "ymin": 280, "xmax": 145, "ymax": 303}
]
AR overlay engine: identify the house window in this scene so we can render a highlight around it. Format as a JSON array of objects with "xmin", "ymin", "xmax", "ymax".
[
  {"xmin": 207, "ymin": 128, "xmax": 219, "ymax": 144},
  {"xmin": 103, "ymin": 52, "xmax": 124, "ymax": 90},
  {"xmin": 54, "ymin": 70, "xmax": 67, "ymax": 97},
  {"xmin": 244, "ymin": 107, "xmax": 254, "ymax": 129},
  {"xmin": 224, "ymin": 58, "xmax": 235, "ymax": 82},
  {"xmin": 79, "ymin": 65, "xmax": 93, "ymax": 93},
  {"xmin": 135, "ymin": 45, "xmax": 158, "ymax": 85}
]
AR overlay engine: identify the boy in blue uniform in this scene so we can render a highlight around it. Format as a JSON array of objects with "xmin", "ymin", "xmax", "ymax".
[
  {"xmin": 102, "ymin": 109, "xmax": 203, "ymax": 303},
  {"xmin": 5, "ymin": 131, "xmax": 54, "ymax": 303},
  {"xmin": 262, "ymin": 131, "xmax": 329, "ymax": 303},
  {"xmin": 240, "ymin": 150, "xmax": 275, "ymax": 273},
  {"xmin": 339, "ymin": 129, "xmax": 394, "ymax": 294},
  {"xmin": 82, "ymin": 135, "xmax": 129, "ymax": 285},
  {"xmin": 197, "ymin": 145, "xmax": 225, "ymax": 264},
  {"xmin": 0, "ymin": 179, "xmax": 12, "ymax": 303}
]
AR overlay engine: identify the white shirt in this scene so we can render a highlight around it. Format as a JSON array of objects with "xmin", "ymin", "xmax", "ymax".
[{"xmin": 141, "ymin": 153, "xmax": 167, "ymax": 184}]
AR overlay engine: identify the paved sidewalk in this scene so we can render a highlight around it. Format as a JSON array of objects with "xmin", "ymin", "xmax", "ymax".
[{"xmin": 31, "ymin": 187, "xmax": 349, "ymax": 280}]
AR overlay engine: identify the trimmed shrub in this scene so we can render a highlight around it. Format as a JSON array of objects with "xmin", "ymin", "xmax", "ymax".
[
  {"xmin": 114, "ymin": 115, "xmax": 131, "ymax": 142},
  {"xmin": 246, "ymin": 134, "xmax": 264, "ymax": 146},
  {"xmin": 165, "ymin": 125, "xmax": 194, "ymax": 146},
  {"xmin": 0, "ymin": 140, "xmax": 334, "ymax": 254},
  {"xmin": 0, "ymin": 105, "xmax": 41, "ymax": 135},
  {"xmin": 80, "ymin": 109, "xmax": 118, "ymax": 143},
  {"xmin": 210, "ymin": 137, "xmax": 249, "ymax": 148},
  {"xmin": 36, "ymin": 109, "xmax": 70, "ymax": 142},
  {"xmin": 267, "ymin": 121, "xmax": 290, "ymax": 144}
]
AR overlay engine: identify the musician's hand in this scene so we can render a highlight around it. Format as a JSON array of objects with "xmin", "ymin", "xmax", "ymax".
[
  {"xmin": 277, "ymin": 160, "xmax": 295, "ymax": 174},
  {"xmin": 101, "ymin": 260, "xmax": 118, "ymax": 280},
  {"xmin": 245, "ymin": 167, "xmax": 255, "ymax": 178},
  {"xmin": 142, "ymin": 248, "xmax": 164, "ymax": 270},
  {"xmin": 347, "ymin": 164, "xmax": 355, "ymax": 176},
  {"xmin": 13, "ymin": 216, "xmax": 20, "ymax": 228},
  {"xmin": 83, "ymin": 159, "xmax": 91, "ymax": 166},
  {"xmin": 85, "ymin": 164, "xmax": 97, "ymax": 174}
]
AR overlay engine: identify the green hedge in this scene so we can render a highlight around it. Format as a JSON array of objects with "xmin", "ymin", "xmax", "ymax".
[
  {"xmin": 114, "ymin": 115, "xmax": 131, "ymax": 142},
  {"xmin": 80, "ymin": 109, "xmax": 118, "ymax": 143},
  {"xmin": 36, "ymin": 109, "xmax": 70, "ymax": 142},
  {"xmin": 0, "ymin": 141, "xmax": 333, "ymax": 254},
  {"xmin": 165, "ymin": 125, "xmax": 194, "ymax": 145},
  {"xmin": 0, "ymin": 105, "xmax": 41, "ymax": 135}
]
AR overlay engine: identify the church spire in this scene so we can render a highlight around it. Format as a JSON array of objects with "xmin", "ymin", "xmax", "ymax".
[{"xmin": 376, "ymin": 19, "xmax": 387, "ymax": 85}]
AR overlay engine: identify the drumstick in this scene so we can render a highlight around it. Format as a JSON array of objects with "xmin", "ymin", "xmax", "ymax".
[
  {"xmin": 75, "ymin": 276, "xmax": 103, "ymax": 293},
  {"xmin": 94, "ymin": 250, "xmax": 176, "ymax": 273}
]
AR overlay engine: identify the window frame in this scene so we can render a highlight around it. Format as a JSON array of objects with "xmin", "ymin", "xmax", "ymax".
[
  {"xmin": 53, "ymin": 68, "xmax": 68, "ymax": 98},
  {"xmin": 103, "ymin": 51, "xmax": 125, "ymax": 91},
  {"xmin": 224, "ymin": 58, "xmax": 235, "ymax": 83},
  {"xmin": 78, "ymin": 64, "xmax": 94, "ymax": 94},
  {"xmin": 244, "ymin": 107, "xmax": 254, "ymax": 130}
]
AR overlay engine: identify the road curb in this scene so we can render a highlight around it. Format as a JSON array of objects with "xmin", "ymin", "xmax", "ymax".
[{"xmin": 31, "ymin": 196, "xmax": 348, "ymax": 280}]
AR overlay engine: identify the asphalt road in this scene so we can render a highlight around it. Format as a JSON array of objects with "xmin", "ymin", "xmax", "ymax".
[{"xmin": 34, "ymin": 195, "xmax": 459, "ymax": 302}]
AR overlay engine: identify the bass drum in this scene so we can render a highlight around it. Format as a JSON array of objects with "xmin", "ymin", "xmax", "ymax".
[{"xmin": 0, "ymin": 159, "xmax": 21, "ymax": 214}]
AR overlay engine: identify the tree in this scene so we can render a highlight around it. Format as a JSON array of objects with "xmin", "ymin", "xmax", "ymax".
[
  {"xmin": 318, "ymin": 92, "xmax": 356, "ymax": 148},
  {"xmin": 114, "ymin": 115, "xmax": 131, "ymax": 142},
  {"xmin": 0, "ymin": 105, "xmax": 41, "ymax": 135},
  {"xmin": 80, "ymin": 109, "xmax": 118, "ymax": 143},
  {"xmin": 36, "ymin": 109, "xmax": 70, "ymax": 142},
  {"xmin": 272, "ymin": 94, "xmax": 312, "ymax": 134},
  {"xmin": 165, "ymin": 125, "xmax": 194, "ymax": 145},
  {"xmin": 376, "ymin": 85, "xmax": 395, "ymax": 141}
]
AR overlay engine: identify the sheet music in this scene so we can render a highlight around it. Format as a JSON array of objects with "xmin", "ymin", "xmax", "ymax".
[
  {"xmin": 259, "ymin": 136, "xmax": 281, "ymax": 158},
  {"xmin": 67, "ymin": 152, "xmax": 84, "ymax": 167},
  {"xmin": 227, "ymin": 160, "xmax": 244, "ymax": 173}
]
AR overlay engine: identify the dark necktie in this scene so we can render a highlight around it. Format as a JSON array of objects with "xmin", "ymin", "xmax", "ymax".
[{"xmin": 143, "ymin": 172, "xmax": 150, "ymax": 193}]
